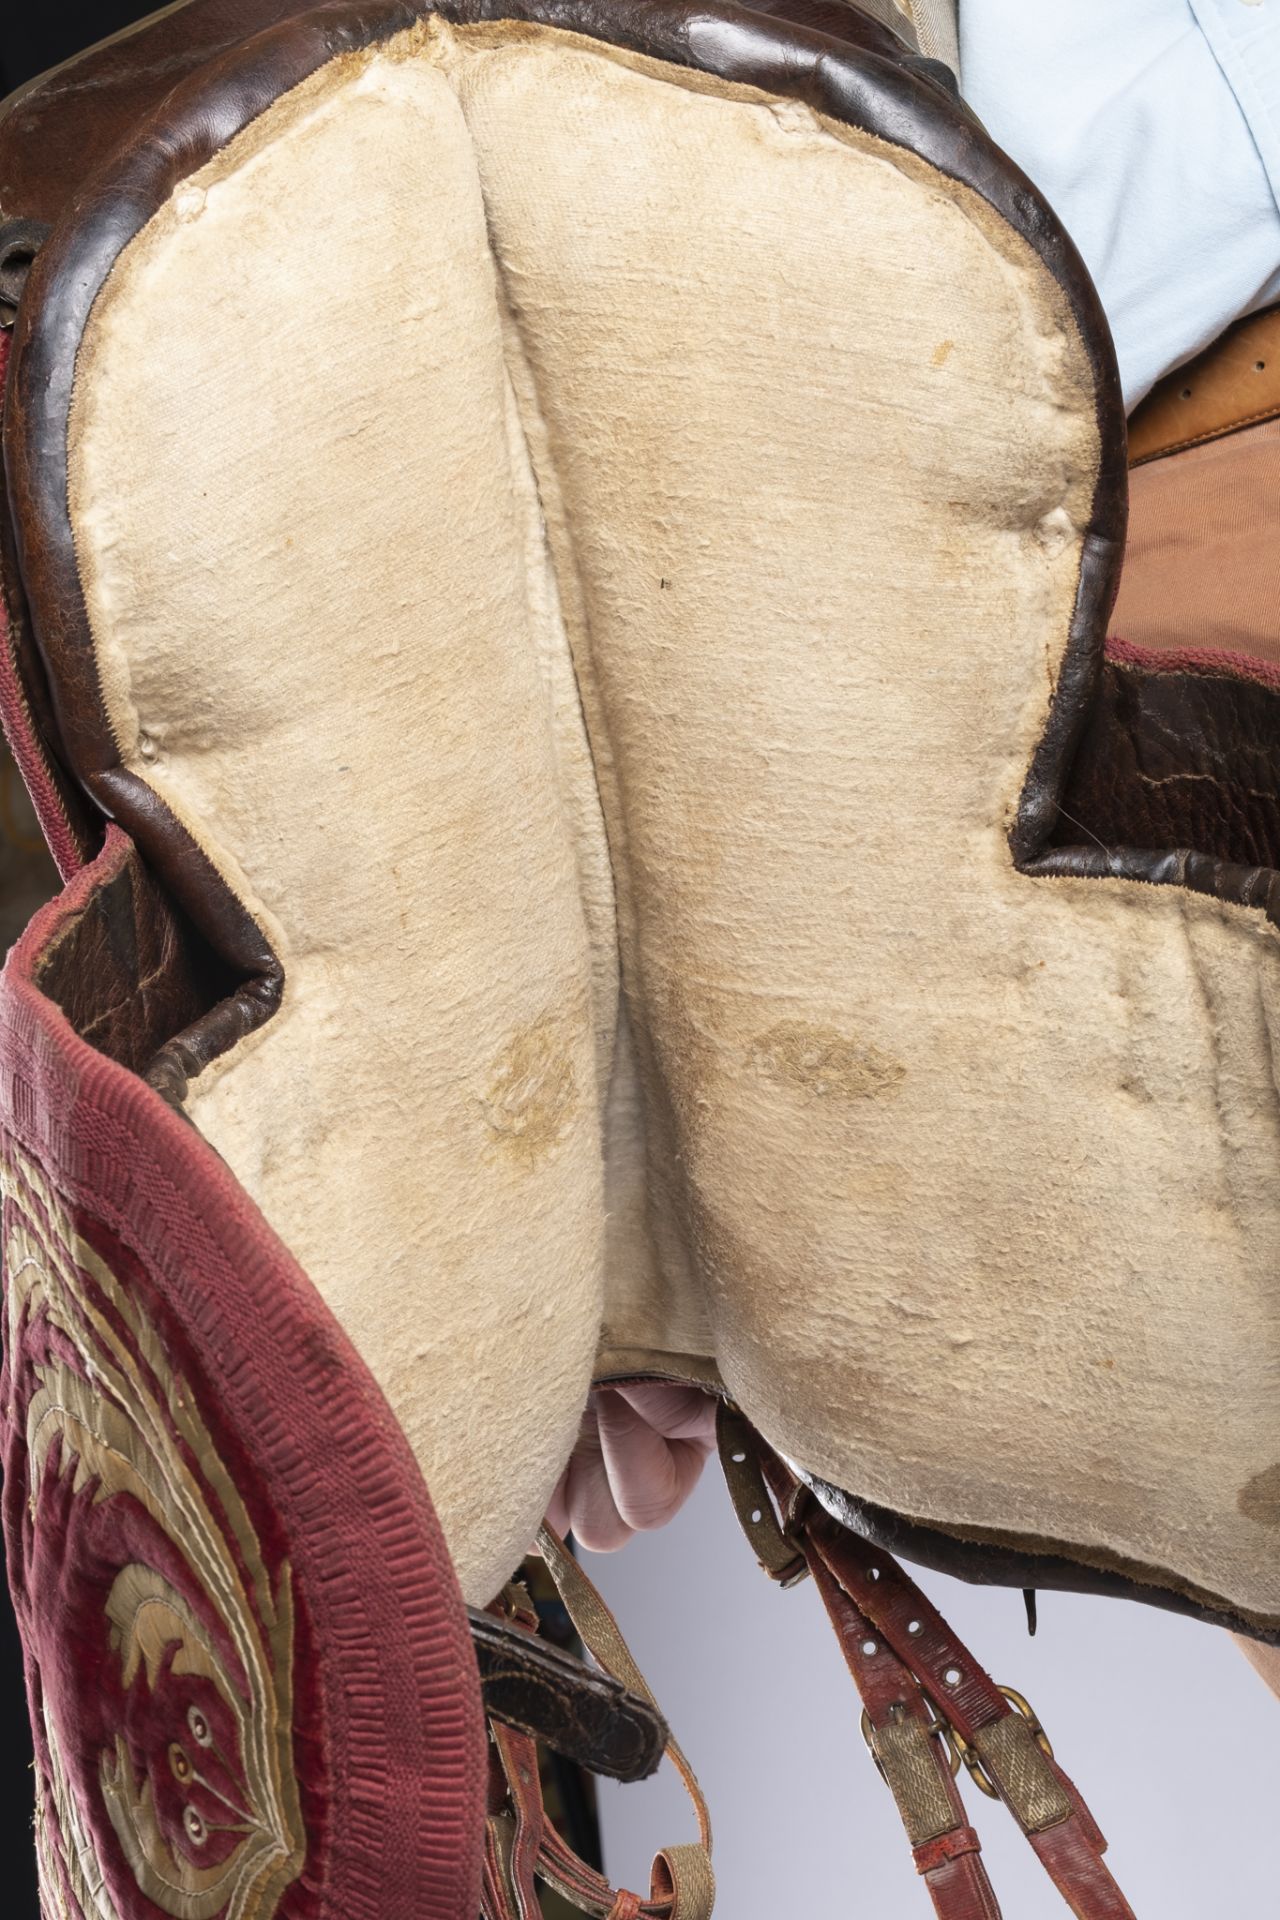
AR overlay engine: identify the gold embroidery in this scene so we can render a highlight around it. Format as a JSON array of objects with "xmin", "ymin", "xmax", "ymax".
[{"xmin": 3, "ymin": 1146, "xmax": 305, "ymax": 1920}]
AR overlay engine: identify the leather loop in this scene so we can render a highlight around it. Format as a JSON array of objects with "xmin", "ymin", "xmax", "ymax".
[{"xmin": 914, "ymin": 1827, "xmax": 982, "ymax": 1873}]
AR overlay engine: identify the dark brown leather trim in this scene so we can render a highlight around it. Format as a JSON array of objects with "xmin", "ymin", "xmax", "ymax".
[
  {"xmin": 1053, "ymin": 652, "xmax": 1280, "ymax": 881},
  {"xmin": 33, "ymin": 833, "xmax": 240, "ymax": 1080},
  {"xmin": 0, "ymin": 0, "xmax": 318, "ymax": 231},
  {"xmin": 4, "ymin": 0, "xmax": 1123, "ymax": 1082},
  {"xmin": 469, "ymin": 1608, "xmax": 667, "ymax": 1781},
  {"xmin": 0, "ymin": 0, "xmax": 945, "ymax": 239},
  {"xmin": 804, "ymin": 1474, "xmax": 1280, "ymax": 1645}
]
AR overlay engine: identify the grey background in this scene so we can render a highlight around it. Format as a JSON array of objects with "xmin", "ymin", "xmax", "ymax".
[{"xmin": 585, "ymin": 1469, "xmax": 1277, "ymax": 1916}]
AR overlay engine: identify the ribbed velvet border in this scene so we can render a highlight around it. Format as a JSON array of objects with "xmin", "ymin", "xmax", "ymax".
[
  {"xmin": 0, "ymin": 827, "xmax": 486, "ymax": 1919},
  {"xmin": 1106, "ymin": 632, "xmax": 1280, "ymax": 693}
]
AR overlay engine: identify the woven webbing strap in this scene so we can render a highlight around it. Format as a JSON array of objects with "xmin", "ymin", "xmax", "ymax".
[
  {"xmin": 856, "ymin": 0, "xmax": 961, "ymax": 74},
  {"xmin": 536, "ymin": 1524, "xmax": 715, "ymax": 1918}
]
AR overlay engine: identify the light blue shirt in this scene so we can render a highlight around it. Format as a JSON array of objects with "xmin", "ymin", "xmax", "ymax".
[{"xmin": 959, "ymin": 0, "xmax": 1280, "ymax": 409}]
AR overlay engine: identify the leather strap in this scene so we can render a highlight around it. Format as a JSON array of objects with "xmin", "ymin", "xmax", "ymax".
[
  {"xmin": 717, "ymin": 1402, "xmax": 808, "ymax": 1584},
  {"xmin": 490, "ymin": 1721, "xmax": 545, "ymax": 1920},
  {"xmin": 801, "ymin": 1512, "xmax": 1135, "ymax": 1920},
  {"xmin": 480, "ymin": 1544, "xmax": 716, "ymax": 1919},
  {"xmin": 719, "ymin": 1418, "xmax": 1136, "ymax": 1920},
  {"xmin": 470, "ymin": 1605, "xmax": 668, "ymax": 1781},
  {"xmin": 537, "ymin": 1525, "xmax": 716, "ymax": 1916},
  {"xmin": 807, "ymin": 1546, "xmax": 1003, "ymax": 1920},
  {"xmin": 1127, "ymin": 303, "xmax": 1280, "ymax": 465}
]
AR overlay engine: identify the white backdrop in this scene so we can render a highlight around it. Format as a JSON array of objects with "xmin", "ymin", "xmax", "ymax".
[{"xmin": 584, "ymin": 1468, "xmax": 1277, "ymax": 1917}]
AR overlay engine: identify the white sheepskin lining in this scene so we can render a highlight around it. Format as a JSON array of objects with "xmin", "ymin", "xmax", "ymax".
[{"xmin": 65, "ymin": 19, "xmax": 1280, "ymax": 1620}]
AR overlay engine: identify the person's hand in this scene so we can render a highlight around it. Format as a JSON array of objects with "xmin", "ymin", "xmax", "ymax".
[{"xmin": 545, "ymin": 1381, "xmax": 718, "ymax": 1551}]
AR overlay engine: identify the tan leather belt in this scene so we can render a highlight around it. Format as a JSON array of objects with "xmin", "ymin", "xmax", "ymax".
[{"xmin": 1128, "ymin": 303, "xmax": 1280, "ymax": 464}]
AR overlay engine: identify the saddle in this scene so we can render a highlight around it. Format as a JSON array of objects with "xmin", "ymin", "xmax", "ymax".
[{"xmin": 0, "ymin": 2, "xmax": 1275, "ymax": 1916}]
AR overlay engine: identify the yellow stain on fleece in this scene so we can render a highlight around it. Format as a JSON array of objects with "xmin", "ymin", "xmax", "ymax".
[
  {"xmin": 749, "ymin": 1021, "xmax": 906, "ymax": 1102},
  {"xmin": 481, "ymin": 1014, "xmax": 581, "ymax": 1166}
]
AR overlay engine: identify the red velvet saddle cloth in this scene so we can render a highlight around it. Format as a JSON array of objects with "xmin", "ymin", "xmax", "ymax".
[{"xmin": 0, "ymin": 821, "xmax": 486, "ymax": 1916}]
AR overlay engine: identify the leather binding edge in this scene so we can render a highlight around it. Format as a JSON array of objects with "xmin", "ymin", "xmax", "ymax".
[
  {"xmin": 806, "ymin": 1474, "xmax": 1280, "ymax": 1646},
  {"xmin": 0, "ymin": 331, "xmax": 98, "ymax": 873}
]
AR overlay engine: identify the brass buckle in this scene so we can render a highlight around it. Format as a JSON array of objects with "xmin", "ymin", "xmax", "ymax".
[
  {"xmin": 860, "ymin": 1699, "xmax": 961, "ymax": 1781},
  {"xmin": 946, "ymin": 1685, "xmax": 1054, "ymax": 1800}
]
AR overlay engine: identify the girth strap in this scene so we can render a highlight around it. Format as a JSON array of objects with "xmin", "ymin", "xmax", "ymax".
[
  {"xmin": 806, "ymin": 1544, "xmax": 1003, "ymax": 1920},
  {"xmin": 720, "ymin": 1408, "xmax": 1137, "ymax": 1920}
]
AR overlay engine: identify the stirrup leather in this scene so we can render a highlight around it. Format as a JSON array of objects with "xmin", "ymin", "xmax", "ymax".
[{"xmin": 719, "ymin": 1406, "xmax": 1137, "ymax": 1920}]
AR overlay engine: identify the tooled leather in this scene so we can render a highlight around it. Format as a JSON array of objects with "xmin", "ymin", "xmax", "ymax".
[
  {"xmin": 1053, "ymin": 654, "xmax": 1280, "ymax": 878},
  {"xmin": 469, "ymin": 1608, "xmax": 667, "ymax": 1783},
  {"xmin": 32, "ymin": 834, "xmax": 238, "ymax": 1078}
]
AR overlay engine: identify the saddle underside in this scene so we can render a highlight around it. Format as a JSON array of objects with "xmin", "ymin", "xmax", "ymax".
[{"xmin": 6, "ymin": 2, "xmax": 1278, "ymax": 1631}]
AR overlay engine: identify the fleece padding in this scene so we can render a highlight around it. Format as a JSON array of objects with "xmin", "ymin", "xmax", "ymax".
[{"xmin": 66, "ymin": 20, "xmax": 1280, "ymax": 1619}]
